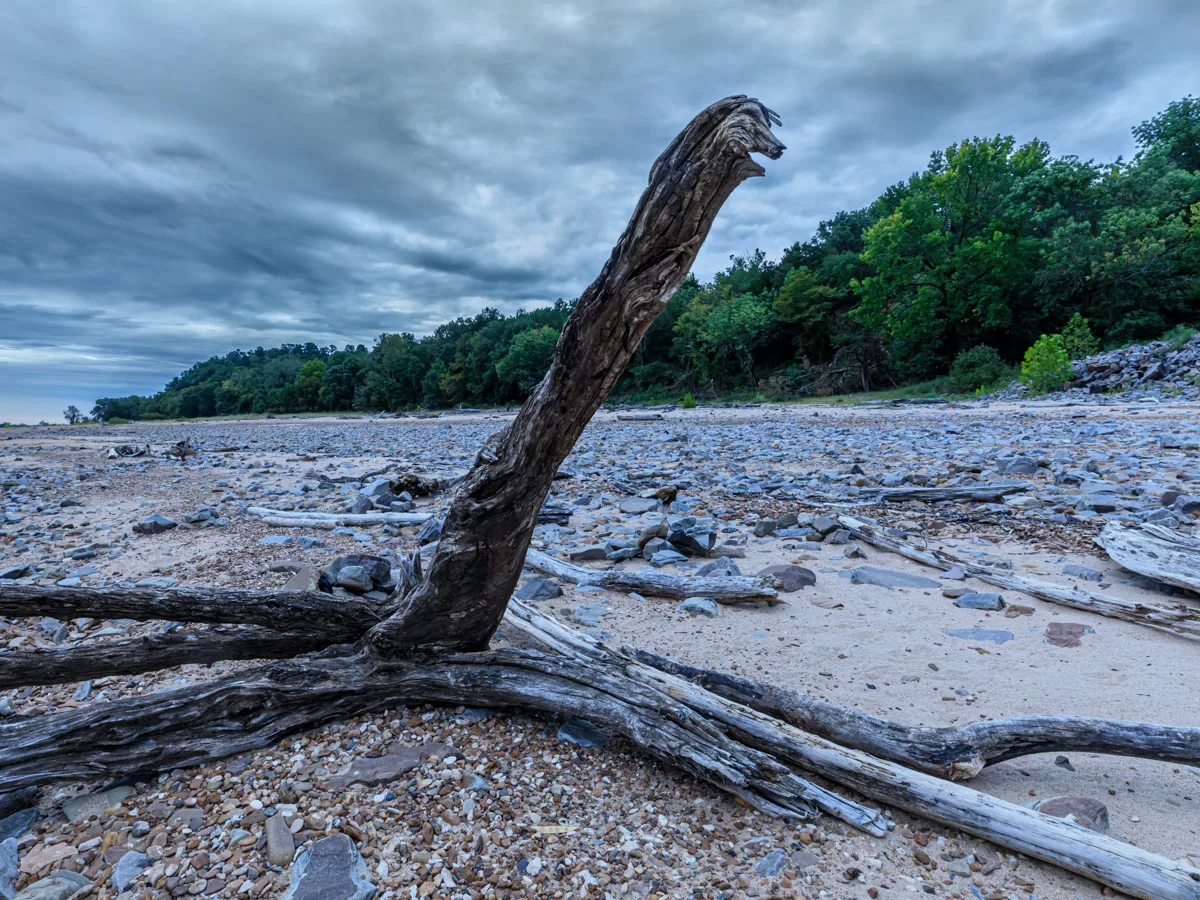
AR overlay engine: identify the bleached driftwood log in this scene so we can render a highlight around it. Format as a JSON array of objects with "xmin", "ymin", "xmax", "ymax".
[
  {"xmin": 524, "ymin": 547, "xmax": 779, "ymax": 604},
  {"xmin": 836, "ymin": 515, "xmax": 1200, "ymax": 639},
  {"xmin": 246, "ymin": 507, "xmax": 432, "ymax": 528},
  {"xmin": 1096, "ymin": 523, "xmax": 1200, "ymax": 595}
]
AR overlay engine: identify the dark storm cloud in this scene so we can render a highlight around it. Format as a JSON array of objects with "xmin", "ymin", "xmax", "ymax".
[{"xmin": 1, "ymin": 0, "xmax": 1196, "ymax": 421}]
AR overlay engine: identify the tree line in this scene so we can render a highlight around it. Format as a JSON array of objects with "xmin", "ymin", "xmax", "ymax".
[{"xmin": 92, "ymin": 96, "xmax": 1199, "ymax": 421}]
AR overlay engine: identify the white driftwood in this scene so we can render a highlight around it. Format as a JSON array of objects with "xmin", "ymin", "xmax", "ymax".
[
  {"xmin": 524, "ymin": 547, "xmax": 779, "ymax": 604},
  {"xmin": 502, "ymin": 601, "xmax": 1200, "ymax": 900},
  {"xmin": 1096, "ymin": 523, "xmax": 1200, "ymax": 595},
  {"xmin": 246, "ymin": 507, "xmax": 432, "ymax": 528},
  {"xmin": 837, "ymin": 515, "xmax": 1200, "ymax": 639}
]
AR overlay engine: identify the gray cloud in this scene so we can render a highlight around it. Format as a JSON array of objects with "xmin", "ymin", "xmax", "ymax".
[{"xmin": 1, "ymin": 0, "xmax": 1196, "ymax": 421}]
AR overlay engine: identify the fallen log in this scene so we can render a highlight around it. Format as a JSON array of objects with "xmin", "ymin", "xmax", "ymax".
[
  {"xmin": 0, "ymin": 583, "xmax": 384, "ymax": 638},
  {"xmin": 836, "ymin": 515, "xmax": 1200, "ymax": 639},
  {"xmin": 246, "ymin": 507, "xmax": 432, "ymax": 528},
  {"xmin": 1096, "ymin": 523, "xmax": 1200, "ymax": 595},
  {"xmin": 524, "ymin": 547, "xmax": 779, "ymax": 603},
  {"xmin": 0, "ymin": 626, "xmax": 340, "ymax": 688},
  {"xmin": 630, "ymin": 649, "xmax": 1200, "ymax": 779},
  {"xmin": 868, "ymin": 482, "xmax": 1030, "ymax": 503}
]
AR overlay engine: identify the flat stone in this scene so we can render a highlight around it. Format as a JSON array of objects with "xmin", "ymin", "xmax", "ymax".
[
  {"xmin": 13, "ymin": 872, "xmax": 91, "ymax": 900},
  {"xmin": 954, "ymin": 592, "xmax": 1006, "ymax": 611},
  {"xmin": 757, "ymin": 564, "xmax": 815, "ymax": 592},
  {"xmin": 569, "ymin": 545, "xmax": 608, "ymax": 562},
  {"xmin": 515, "ymin": 578, "xmax": 563, "ymax": 601},
  {"xmin": 754, "ymin": 848, "xmax": 787, "ymax": 877},
  {"xmin": 572, "ymin": 602, "xmax": 610, "ymax": 628},
  {"xmin": 1062, "ymin": 564, "xmax": 1102, "ymax": 582},
  {"xmin": 0, "ymin": 566, "xmax": 32, "ymax": 581},
  {"xmin": 0, "ymin": 809, "xmax": 36, "ymax": 844},
  {"xmin": 284, "ymin": 566, "xmax": 321, "ymax": 591},
  {"xmin": 416, "ymin": 518, "xmax": 442, "ymax": 545},
  {"xmin": 678, "ymin": 597, "xmax": 719, "ymax": 618},
  {"xmin": 132, "ymin": 514, "xmax": 176, "ymax": 535},
  {"xmin": 943, "ymin": 627, "xmax": 1013, "ymax": 645},
  {"xmin": 695, "ymin": 557, "xmax": 740, "ymax": 577},
  {"xmin": 557, "ymin": 717, "xmax": 609, "ymax": 748},
  {"xmin": 64, "ymin": 785, "xmax": 135, "ymax": 822},
  {"xmin": 1032, "ymin": 796, "xmax": 1109, "ymax": 833},
  {"xmin": 850, "ymin": 566, "xmax": 940, "ymax": 590},
  {"xmin": 282, "ymin": 834, "xmax": 375, "ymax": 900},
  {"xmin": 328, "ymin": 742, "xmax": 452, "ymax": 788},
  {"xmin": 111, "ymin": 850, "xmax": 152, "ymax": 893},
  {"xmin": 1045, "ymin": 621, "xmax": 1094, "ymax": 648},
  {"xmin": 335, "ymin": 565, "xmax": 373, "ymax": 593},
  {"xmin": 649, "ymin": 549, "xmax": 688, "ymax": 567},
  {"xmin": 618, "ymin": 497, "xmax": 659, "ymax": 515},
  {"xmin": 265, "ymin": 813, "xmax": 296, "ymax": 865}
]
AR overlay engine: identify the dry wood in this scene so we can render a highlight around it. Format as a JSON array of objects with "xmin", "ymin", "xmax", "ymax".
[
  {"xmin": 0, "ymin": 626, "xmax": 340, "ymax": 688},
  {"xmin": 630, "ymin": 649, "xmax": 1200, "ymax": 779},
  {"xmin": 0, "ymin": 583, "xmax": 384, "ymax": 638},
  {"xmin": 836, "ymin": 515, "xmax": 1200, "ymax": 638},
  {"xmin": 869, "ymin": 482, "xmax": 1029, "ymax": 503},
  {"xmin": 1096, "ymin": 523, "xmax": 1200, "ymax": 595},
  {"xmin": 524, "ymin": 547, "xmax": 779, "ymax": 603},
  {"xmin": 368, "ymin": 97, "xmax": 785, "ymax": 653},
  {"xmin": 246, "ymin": 507, "xmax": 432, "ymax": 528}
]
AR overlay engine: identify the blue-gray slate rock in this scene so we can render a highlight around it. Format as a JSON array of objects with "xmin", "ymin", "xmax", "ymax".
[
  {"xmin": 754, "ymin": 848, "xmax": 787, "ymax": 877},
  {"xmin": 283, "ymin": 834, "xmax": 376, "ymax": 900},
  {"xmin": 13, "ymin": 872, "xmax": 91, "ymax": 900},
  {"xmin": 0, "ymin": 838, "xmax": 16, "ymax": 900},
  {"xmin": 112, "ymin": 851, "xmax": 152, "ymax": 893},
  {"xmin": 0, "ymin": 809, "xmax": 36, "ymax": 844},
  {"xmin": 557, "ymin": 718, "xmax": 610, "ymax": 748},
  {"xmin": 953, "ymin": 593, "xmax": 1006, "ymax": 611},
  {"xmin": 678, "ymin": 597, "xmax": 719, "ymax": 618},
  {"xmin": 515, "ymin": 578, "xmax": 563, "ymax": 601},
  {"xmin": 132, "ymin": 514, "xmax": 176, "ymax": 535},
  {"xmin": 851, "ymin": 566, "xmax": 941, "ymax": 590}
]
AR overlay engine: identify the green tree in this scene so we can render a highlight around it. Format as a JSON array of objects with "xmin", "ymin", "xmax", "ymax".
[
  {"xmin": 495, "ymin": 326, "xmax": 559, "ymax": 394},
  {"xmin": 63, "ymin": 405, "xmax": 81, "ymax": 424},
  {"xmin": 1058, "ymin": 313, "xmax": 1099, "ymax": 360},
  {"xmin": 1020, "ymin": 335, "xmax": 1073, "ymax": 393},
  {"xmin": 293, "ymin": 359, "xmax": 326, "ymax": 410}
]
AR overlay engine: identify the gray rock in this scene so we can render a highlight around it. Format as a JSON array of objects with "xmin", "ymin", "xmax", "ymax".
[
  {"xmin": 569, "ymin": 545, "xmax": 608, "ymax": 562},
  {"xmin": 515, "ymin": 578, "xmax": 563, "ymax": 602},
  {"xmin": 944, "ymin": 627, "xmax": 1013, "ymax": 644},
  {"xmin": 752, "ymin": 519, "xmax": 777, "ymax": 538},
  {"xmin": 1062, "ymin": 564, "xmax": 1102, "ymax": 581},
  {"xmin": 0, "ymin": 838, "xmax": 15, "ymax": 900},
  {"xmin": 843, "ymin": 544, "xmax": 867, "ymax": 559},
  {"xmin": 678, "ymin": 597, "xmax": 719, "ymax": 618},
  {"xmin": 0, "ymin": 809, "xmax": 36, "ymax": 844},
  {"xmin": 754, "ymin": 848, "xmax": 787, "ymax": 877},
  {"xmin": 416, "ymin": 518, "xmax": 442, "ymax": 545},
  {"xmin": 350, "ymin": 495, "xmax": 373, "ymax": 515},
  {"xmin": 695, "ymin": 557, "xmax": 741, "ymax": 577},
  {"xmin": 824, "ymin": 528, "xmax": 850, "ymax": 545},
  {"xmin": 811, "ymin": 515, "xmax": 838, "ymax": 536},
  {"xmin": 111, "ymin": 851, "xmax": 152, "ymax": 893},
  {"xmin": 1031, "ymin": 796, "xmax": 1109, "ymax": 833},
  {"xmin": 941, "ymin": 567, "xmax": 967, "ymax": 580},
  {"xmin": 266, "ymin": 812, "xmax": 296, "ymax": 865},
  {"xmin": 335, "ymin": 565, "xmax": 373, "ymax": 593},
  {"xmin": 757, "ymin": 564, "xmax": 816, "ymax": 592},
  {"xmin": 0, "ymin": 566, "xmax": 32, "ymax": 581},
  {"xmin": 850, "ymin": 566, "xmax": 940, "ymax": 590},
  {"xmin": 64, "ymin": 785, "xmax": 134, "ymax": 822},
  {"xmin": 649, "ymin": 549, "xmax": 688, "ymax": 567},
  {"xmin": 324, "ymin": 555, "xmax": 390, "ymax": 590},
  {"xmin": 557, "ymin": 718, "xmax": 610, "ymax": 748},
  {"xmin": 572, "ymin": 602, "xmax": 610, "ymax": 628},
  {"xmin": 666, "ymin": 518, "xmax": 716, "ymax": 556},
  {"xmin": 1001, "ymin": 456, "xmax": 1038, "ymax": 475},
  {"xmin": 618, "ymin": 497, "xmax": 658, "ymax": 515},
  {"xmin": 954, "ymin": 592, "xmax": 1005, "ymax": 610},
  {"xmin": 135, "ymin": 576, "xmax": 178, "ymax": 588},
  {"xmin": 132, "ymin": 514, "xmax": 176, "ymax": 535},
  {"xmin": 282, "ymin": 834, "xmax": 376, "ymax": 900},
  {"xmin": 13, "ymin": 872, "xmax": 91, "ymax": 900},
  {"xmin": 284, "ymin": 566, "xmax": 321, "ymax": 591}
]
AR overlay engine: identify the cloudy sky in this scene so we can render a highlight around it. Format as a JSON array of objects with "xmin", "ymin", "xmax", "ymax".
[{"xmin": 1, "ymin": 0, "xmax": 1196, "ymax": 422}]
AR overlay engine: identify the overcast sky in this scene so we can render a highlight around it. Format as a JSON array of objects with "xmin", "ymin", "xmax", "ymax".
[{"xmin": 1, "ymin": 0, "xmax": 1196, "ymax": 423}]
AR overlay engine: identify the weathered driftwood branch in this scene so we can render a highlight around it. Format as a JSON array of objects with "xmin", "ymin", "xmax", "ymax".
[
  {"xmin": 1096, "ymin": 523, "xmax": 1200, "ymax": 595},
  {"xmin": 505, "ymin": 603, "xmax": 1200, "ymax": 900},
  {"xmin": 0, "ymin": 583, "xmax": 384, "ymax": 638},
  {"xmin": 367, "ymin": 96, "xmax": 786, "ymax": 653},
  {"xmin": 0, "ymin": 627, "xmax": 340, "ymax": 688},
  {"xmin": 630, "ymin": 649, "xmax": 1200, "ymax": 779},
  {"xmin": 524, "ymin": 547, "xmax": 779, "ymax": 604},
  {"xmin": 246, "ymin": 507, "xmax": 432, "ymax": 528},
  {"xmin": 868, "ymin": 483, "xmax": 1030, "ymax": 503},
  {"xmin": 836, "ymin": 515, "xmax": 1200, "ymax": 639}
]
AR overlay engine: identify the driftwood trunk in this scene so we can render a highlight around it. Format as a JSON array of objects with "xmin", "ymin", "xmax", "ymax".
[{"xmin": 366, "ymin": 96, "xmax": 785, "ymax": 653}]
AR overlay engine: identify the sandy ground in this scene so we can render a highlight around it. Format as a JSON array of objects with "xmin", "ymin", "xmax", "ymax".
[{"xmin": 1, "ymin": 401, "xmax": 1198, "ymax": 899}]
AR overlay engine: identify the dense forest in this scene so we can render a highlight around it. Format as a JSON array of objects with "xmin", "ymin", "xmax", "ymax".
[{"xmin": 92, "ymin": 97, "xmax": 1199, "ymax": 421}]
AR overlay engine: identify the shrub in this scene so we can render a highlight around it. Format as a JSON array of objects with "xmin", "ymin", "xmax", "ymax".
[
  {"xmin": 1059, "ymin": 313, "xmax": 1099, "ymax": 360},
  {"xmin": 948, "ymin": 345, "xmax": 1014, "ymax": 393},
  {"xmin": 680, "ymin": 392, "xmax": 697, "ymax": 409},
  {"xmin": 1160, "ymin": 325, "xmax": 1198, "ymax": 350},
  {"xmin": 1020, "ymin": 334, "xmax": 1073, "ymax": 393}
]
